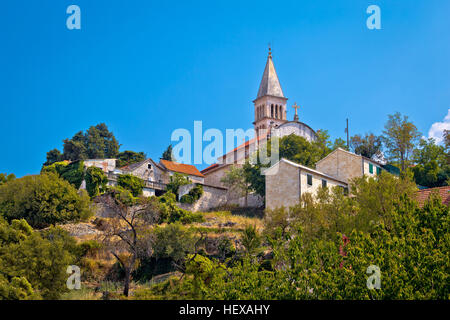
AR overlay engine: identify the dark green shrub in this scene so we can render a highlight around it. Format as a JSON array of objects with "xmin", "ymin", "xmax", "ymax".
[
  {"xmin": 85, "ymin": 166, "xmax": 108, "ymax": 197},
  {"xmin": 117, "ymin": 174, "xmax": 144, "ymax": 197},
  {"xmin": 0, "ymin": 173, "xmax": 92, "ymax": 229},
  {"xmin": 180, "ymin": 185, "xmax": 204, "ymax": 204},
  {"xmin": 159, "ymin": 192, "xmax": 204, "ymax": 224},
  {"xmin": 41, "ymin": 160, "xmax": 85, "ymax": 189},
  {"xmin": 166, "ymin": 173, "xmax": 191, "ymax": 200}
]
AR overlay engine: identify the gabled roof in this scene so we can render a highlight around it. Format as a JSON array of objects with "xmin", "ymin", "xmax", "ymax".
[
  {"xmin": 256, "ymin": 49, "xmax": 285, "ymax": 99},
  {"xmin": 201, "ymin": 163, "xmax": 220, "ymax": 174},
  {"xmin": 121, "ymin": 158, "xmax": 163, "ymax": 172},
  {"xmin": 264, "ymin": 158, "xmax": 348, "ymax": 185},
  {"xmin": 160, "ymin": 159, "xmax": 204, "ymax": 177},
  {"xmin": 315, "ymin": 148, "xmax": 384, "ymax": 167},
  {"xmin": 416, "ymin": 186, "xmax": 450, "ymax": 207}
]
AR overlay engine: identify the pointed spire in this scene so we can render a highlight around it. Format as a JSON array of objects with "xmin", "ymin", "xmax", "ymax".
[{"xmin": 256, "ymin": 47, "xmax": 285, "ymax": 99}]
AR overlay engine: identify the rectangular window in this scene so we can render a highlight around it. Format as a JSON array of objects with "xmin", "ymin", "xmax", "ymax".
[
  {"xmin": 369, "ymin": 163, "xmax": 373, "ymax": 174},
  {"xmin": 376, "ymin": 166, "xmax": 382, "ymax": 175},
  {"xmin": 340, "ymin": 186, "xmax": 349, "ymax": 195},
  {"xmin": 307, "ymin": 174, "xmax": 313, "ymax": 186},
  {"xmin": 322, "ymin": 179, "xmax": 327, "ymax": 188}
]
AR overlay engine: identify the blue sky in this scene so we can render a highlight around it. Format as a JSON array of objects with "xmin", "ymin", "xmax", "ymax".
[{"xmin": 1, "ymin": 0, "xmax": 449, "ymax": 177}]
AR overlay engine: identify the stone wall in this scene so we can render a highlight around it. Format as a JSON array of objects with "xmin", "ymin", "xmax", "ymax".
[
  {"xmin": 178, "ymin": 184, "xmax": 229, "ymax": 212},
  {"xmin": 265, "ymin": 160, "xmax": 300, "ymax": 210},
  {"xmin": 316, "ymin": 149, "xmax": 363, "ymax": 183},
  {"xmin": 128, "ymin": 159, "xmax": 165, "ymax": 183},
  {"xmin": 203, "ymin": 164, "xmax": 233, "ymax": 188},
  {"xmin": 177, "ymin": 183, "xmax": 263, "ymax": 212}
]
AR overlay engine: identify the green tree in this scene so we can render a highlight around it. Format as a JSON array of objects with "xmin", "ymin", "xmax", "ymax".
[
  {"xmin": 241, "ymin": 225, "xmax": 262, "ymax": 256},
  {"xmin": 62, "ymin": 131, "xmax": 88, "ymax": 161},
  {"xmin": 101, "ymin": 189, "xmax": 161, "ymax": 296},
  {"xmin": 0, "ymin": 173, "xmax": 15, "ymax": 185},
  {"xmin": 350, "ymin": 170, "xmax": 418, "ymax": 232},
  {"xmin": 116, "ymin": 150, "xmax": 146, "ymax": 168},
  {"xmin": 45, "ymin": 123, "xmax": 120, "ymax": 165},
  {"xmin": 0, "ymin": 173, "xmax": 92, "ymax": 229},
  {"xmin": 411, "ymin": 138, "xmax": 449, "ymax": 187},
  {"xmin": 162, "ymin": 144, "xmax": 175, "ymax": 161},
  {"xmin": 220, "ymin": 166, "xmax": 251, "ymax": 206},
  {"xmin": 149, "ymin": 223, "xmax": 197, "ymax": 263},
  {"xmin": 382, "ymin": 112, "xmax": 421, "ymax": 171},
  {"xmin": 332, "ymin": 138, "xmax": 348, "ymax": 151},
  {"xmin": 243, "ymin": 160, "xmax": 266, "ymax": 198},
  {"xmin": 0, "ymin": 219, "xmax": 78, "ymax": 299},
  {"xmin": 44, "ymin": 149, "xmax": 63, "ymax": 166},
  {"xmin": 350, "ymin": 133, "xmax": 383, "ymax": 158}
]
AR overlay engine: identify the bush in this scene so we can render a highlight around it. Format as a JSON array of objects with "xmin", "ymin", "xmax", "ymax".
[
  {"xmin": 85, "ymin": 166, "xmax": 108, "ymax": 197},
  {"xmin": 158, "ymin": 192, "xmax": 204, "ymax": 224},
  {"xmin": 180, "ymin": 185, "xmax": 203, "ymax": 204},
  {"xmin": 117, "ymin": 174, "xmax": 144, "ymax": 197},
  {"xmin": 0, "ymin": 173, "xmax": 92, "ymax": 229},
  {"xmin": 0, "ymin": 220, "xmax": 77, "ymax": 299},
  {"xmin": 41, "ymin": 160, "xmax": 85, "ymax": 189},
  {"xmin": 76, "ymin": 240, "xmax": 103, "ymax": 258},
  {"xmin": 166, "ymin": 173, "xmax": 191, "ymax": 199}
]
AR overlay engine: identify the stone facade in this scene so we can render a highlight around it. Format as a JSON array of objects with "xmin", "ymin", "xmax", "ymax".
[
  {"xmin": 203, "ymin": 164, "xmax": 237, "ymax": 188},
  {"xmin": 265, "ymin": 158, "xmax": 347, "ymax": 210},
  {"xmin": 178, "ymin": 183, "xmax": 263, "ymax": 212},
  {"xmin": 121, "ymin": 159, "xmax": 166, "ymax": 184},
  {"xmin": 316, "ymin": 148, "xmax": 382, "ymax": 183},
  {"xmin": 177, "ymin": 184, "xmax": 229, "ymax": 212}
]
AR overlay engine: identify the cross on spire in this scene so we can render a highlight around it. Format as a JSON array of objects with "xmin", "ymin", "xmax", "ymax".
[{"xmin": 292, "ymin": 102, "xmax": 300, "ymax": 121}]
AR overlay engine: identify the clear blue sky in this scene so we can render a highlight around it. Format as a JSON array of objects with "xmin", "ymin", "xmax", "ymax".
[{"xmin": 1, "ymin": 0, "xmax": 449, "ymax": 177}]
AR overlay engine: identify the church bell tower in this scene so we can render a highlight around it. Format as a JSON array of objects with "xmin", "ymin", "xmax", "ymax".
[{"xmin": 253, "ymin": 47, "xmax": 288, "ymax": 137}]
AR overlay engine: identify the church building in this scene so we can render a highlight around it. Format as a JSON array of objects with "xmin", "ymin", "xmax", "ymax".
[{"xmin": 202, "ymin": 48, "xmax": 318, "ymax": 187}]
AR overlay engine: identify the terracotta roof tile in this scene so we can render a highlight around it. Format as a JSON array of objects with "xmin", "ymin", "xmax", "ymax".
[
  {"xmin": 160, "ymin": 160, "xmax": 204, "ymax": 177},
  {"xmin": 416, "ymin": 186, "xmax": 450, "ymax": 208},
  {"xmin": 201, "ymin": 163, "xmax": 219, "ymax": 174}
]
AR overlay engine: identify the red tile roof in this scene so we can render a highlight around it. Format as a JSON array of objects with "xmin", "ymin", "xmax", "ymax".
[
  {"xmin": 160, "ymin": 159, "xmax": 204, "ymax": 177},
  {"xmin": 201, "ymin": 163, "xmax": 219, "ymax": 174},
  {"xmin": 219, "ymin": 132, "xmax": 269, "ymax": 159},
  {"xmin": 416, "ymin": 186, "xmax": 450, "ymax": 207}
]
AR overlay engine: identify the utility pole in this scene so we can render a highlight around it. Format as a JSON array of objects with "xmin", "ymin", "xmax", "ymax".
[{"xmin": 345, "ymin": 118, "xmax": 349, "ymax": 150}]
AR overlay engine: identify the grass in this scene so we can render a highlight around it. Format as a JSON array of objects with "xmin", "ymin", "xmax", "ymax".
[{"xmin": 60, "ymin": 287, "xmax": 100, "ymax": 300}]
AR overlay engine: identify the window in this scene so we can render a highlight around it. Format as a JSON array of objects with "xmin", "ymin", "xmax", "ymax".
[
  {"xmin": 148, "ymin": 164, "xmax": 152, "ymax": 169},
  {"xmin": 322, "ymin": 179, "xmax": 327, "ymax": 188},
  {"xmin": 271, "ymin": 104, "xmax": 274, "ymax": 117},
  {"xmin": 376, "ymin": 166, "xmax": 382, "ymax": 175},
  {"xmin": 369, "ymin": 163, "xmax": 373, "ymax": 174},
  {"xmin": 307, "ymin": 174, "xmax": 313, "ymax": 186},
  {"xmin": 339, "ymin": 186, "xmax": 349, "ymax": 195}
]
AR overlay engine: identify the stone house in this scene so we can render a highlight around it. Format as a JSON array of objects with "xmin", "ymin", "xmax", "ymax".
[
  {"xmin": 315, "ymin": 148, "xmax": 384, "ymax": 184},
  {"xmin": 264, "ymin": 158, "xmax": 348, "ymax": 210}
]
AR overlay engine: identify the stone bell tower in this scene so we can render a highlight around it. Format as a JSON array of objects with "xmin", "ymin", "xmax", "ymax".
[{"xmin": 253, "ymin": 47, "xmax": 288, "ymax": 137}]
